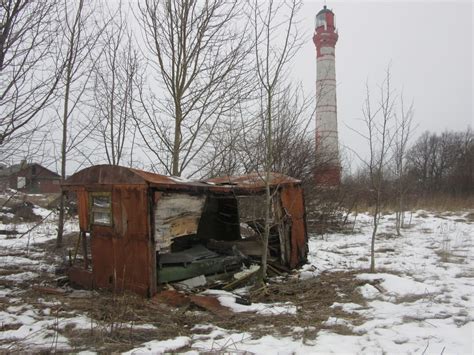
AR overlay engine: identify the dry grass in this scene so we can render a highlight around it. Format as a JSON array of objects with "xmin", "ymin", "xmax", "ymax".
[
  {"xmin": 3, "ymin": 264, "xmax": 371, "ymax": 352},
  {"xmin": 350, "ymin": 195, "xmax": 474, "ymax": 215},
  {"xmin": 409, "ymin": 195, "xmax": 474, "ymax": 212}
]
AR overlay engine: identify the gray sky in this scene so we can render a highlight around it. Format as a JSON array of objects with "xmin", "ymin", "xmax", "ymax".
[
  {"xmin": 295, "ymin": 0, "xmax": 473, "ymax": 168},
  {"xmin": 26, "ymin": 0, "xmax": 473, "ymax": 175}
]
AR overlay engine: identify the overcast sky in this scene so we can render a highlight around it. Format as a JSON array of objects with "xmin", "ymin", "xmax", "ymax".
[
  {"xmin": 42, "ymin": 0, "xmax": 474, "ymax": 174},
  {"xmin": 294, "ymin": 0, "xmax": 472, "ymax": 169}
]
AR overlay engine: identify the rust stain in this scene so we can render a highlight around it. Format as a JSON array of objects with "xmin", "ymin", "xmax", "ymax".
[
  {"xmin": 280, "ymin": 185, "xmax": 308, "ymax": 269},
  {"xmin": 76, "ymin": 189, "xmax": 89, "ymax": 231},
  {"xmin": 189, "ymin": 294, "xmax": 234, "ymax": 318},
  {"xmin": 152, "ymin": 290, "xmax": 234, "ymax": 318}
]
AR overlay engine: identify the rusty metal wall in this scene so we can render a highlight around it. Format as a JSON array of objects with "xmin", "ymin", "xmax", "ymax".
[
  {"xmin": 86, "ymin": 186, "xmax": 155, "ymax": 297},
  {"xmin": 280, "ymin": 185, "xmax": 308, "ymax": 268},
  {"xmin": 67, "ymin": 267, "xmax": 93, "ymax": 289},
  {"xmin": 75, "ymin": 189, "xmax": 90, "ymax": 231}
]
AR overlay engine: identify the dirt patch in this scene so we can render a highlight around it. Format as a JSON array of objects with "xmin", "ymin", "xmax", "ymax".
[
  {"xmin": 375, "ymin": 247, "xmax": 396, "ymax": 253},
  {"xmin": 464, "ymin": 212, "xmax": 474, "ymax": 222},
  {"xmin": 455, "ymin": 270, "xmax": 474, "ymax": 278},
  {"xmin": 435, "ymin": 249, "xmax": 467, "ymax": 264},
  {"xmin": 1, "ymin": 202, "xmax": 42, "ymax": 223}
]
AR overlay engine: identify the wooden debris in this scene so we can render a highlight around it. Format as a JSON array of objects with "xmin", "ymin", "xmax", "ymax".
[{"xmin": 223, "ymin": 267, "xmax": 260, "ymax": 291}]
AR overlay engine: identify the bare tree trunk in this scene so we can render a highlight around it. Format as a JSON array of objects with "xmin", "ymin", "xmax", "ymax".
[
  {"xmin": 56, "ymin": 4, "xmax": 76, "ymax": 248},
  {"xmin": 172, "ymin": 108, "xmax": 182, "ymax": 176},
  {"xmin": 136, "ymin": 0, "xmax": 250, "ymax": 177},
  {"xmin": 370, "ymin": 192, "xmax": 380, "ymax": 272},
  {"xmin": 350, "ymin": 67, "xmax": 396, "ymax": 273},
  {"xmin": 249, "ymin": 0, "xmax": 302, "ymax": 281},
  {"xmin": 56, "ymin": 60, "xmax": 72, "ymax": 247},
  {"xmin": 393, "ymin": 96, "xmax": 414, "ymax": 236},
  {"xmin": 56, "ymin": 0, "xmax": 102, "ymax": 247},
  {"xmin": 261, "ymin": 93, "xmax": 273, "ymax": 279}
]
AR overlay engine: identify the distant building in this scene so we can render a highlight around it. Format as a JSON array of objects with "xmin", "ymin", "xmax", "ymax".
[
  {"xmin": 313, "ymin": 5, "xmax": 341, "ymax": 186},
  {"xmin": 0, "ymin": 161, "xmax": 61, "ymax": 193}
]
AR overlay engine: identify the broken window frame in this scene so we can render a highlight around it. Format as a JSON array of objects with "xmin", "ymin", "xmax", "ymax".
[{"xmin": 89, "ymin": 192, "xmax": 113, "ymax": 227}]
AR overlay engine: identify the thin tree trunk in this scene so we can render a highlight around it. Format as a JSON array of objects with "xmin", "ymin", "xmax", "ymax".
[
  {"xmin": 370, "ymin": 208, "xmax": 378, "ymax": 273},
  {"xmin": 57, "ymin": 8, "xmax": 76, "ymax": 248},
  {"xmin": 172, "ymin": 108, "xmax": 182, "ymax": 176},
  {"xmin": 261, "ymin": 94, "xmax": 273, "ymax": 281},
  {"xmin": 370, "ymin": 189, "xmax": 381, "ymax": 273},
  {"xmin": 56, "ymin": 76, "xmax": 70, "ymax": 248}
]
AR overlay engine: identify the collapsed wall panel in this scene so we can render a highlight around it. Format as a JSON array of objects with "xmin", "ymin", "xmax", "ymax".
[{"xmin": 154, "ymin": 192, "xmax": 206, "ymax": 253}]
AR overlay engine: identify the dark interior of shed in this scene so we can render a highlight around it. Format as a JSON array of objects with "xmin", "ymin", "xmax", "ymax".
[{"xmin": 155, "ymin": 193, "xmax": 284, "ymax": 284}]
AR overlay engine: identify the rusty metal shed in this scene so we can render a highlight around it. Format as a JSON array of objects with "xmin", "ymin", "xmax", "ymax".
[{"xmin": 62, "ymin": 165, "xmax": 308, "ymax": 297}]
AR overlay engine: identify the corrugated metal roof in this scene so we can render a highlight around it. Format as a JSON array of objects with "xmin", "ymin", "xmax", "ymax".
[{"xmin": 63, "ymin": 165, "xmax": 300, "ymax": 193}]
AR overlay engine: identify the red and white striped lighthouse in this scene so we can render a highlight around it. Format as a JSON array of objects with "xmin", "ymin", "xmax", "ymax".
[{"xmin": 313, "ymin": 5, "xmax": 340, "ymax": 186}]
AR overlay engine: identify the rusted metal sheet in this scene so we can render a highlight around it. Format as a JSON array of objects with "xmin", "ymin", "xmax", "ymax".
[
  {"xmin": 280, "ymin": 185, "xmax": 308, "ymax": 269},
  {"xmin": 89, "ymin": 186, "xmax": 154, "ymax": 297},
  {"xmin": 62, "ymin": 166, "xmax": 301, "ymax": 195},
  {"xmin": 76, "ymin": 189, "xmax": 89, "ymax": 231},
  {"xmin": 153, "ymin": 290, "xmax": 190, "ymax": 307},
  {"xmin": 62, "ymin": 165, "xmax": 145, "ymax": 187},
  {"xmin": 68, "ymin": 267, "xmax": 93, "ymax": 289},
  {"xmin": 153, "ymin": 290, "xmax": 233, "ymax": 318},
  {"xmin": 62, "ymin": 165, "xmax": 210, "ymax": 192},
  {"xmin": 188, "ymin": 294, "xmax": 234, "ymax": 318}
]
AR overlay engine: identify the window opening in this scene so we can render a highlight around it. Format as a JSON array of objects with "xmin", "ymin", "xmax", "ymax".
[{"xmin": 90, "ymin": 192, "xmax": 112, "ymax": 226}]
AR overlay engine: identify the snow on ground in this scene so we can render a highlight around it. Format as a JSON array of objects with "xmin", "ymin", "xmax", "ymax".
[
  {"xmin": 1, "ymin": 199, "xmax": 473, "ymax": 353},
  {"xmin": 202, "ymin": 289, "xmax": 297, "ymax": 315},
  {"xmin": 126, "ymin": 210, "xmax": 474, "ymax": 354},
  {"xmin": 0, "ymin": 201, "xmax": 86, "ymax": 351}
]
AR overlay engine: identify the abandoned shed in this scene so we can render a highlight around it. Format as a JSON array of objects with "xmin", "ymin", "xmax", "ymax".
[{"xmin": 62, "ymin": 165, "xmax": 308, "ymax": 297}]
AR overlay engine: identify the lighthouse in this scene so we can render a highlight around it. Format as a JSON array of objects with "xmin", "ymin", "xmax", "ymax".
[{"xmin": 313, "ymin": 5, "xmax": 340, "ymax": 186}]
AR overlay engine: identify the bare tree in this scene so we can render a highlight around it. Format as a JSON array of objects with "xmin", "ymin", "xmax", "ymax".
[
  {"xmin": 203, "ymin": 84, "xmax": 315, "ymax": 183},
  {"xmin": 136, "ymin": 0, "xmax": 251, "ymax": 176},
  {"xmin": 392, "ymin": 95, "xmax": 414, "ymax": 235},
  {"xmin": 0, "ymin": 0, "xmax": 62, "ymax": 159},
  {"xmin": 249, "ymin": 0, "xmax": 303, "ymax": 279},
  {"xmin": 350, "ymin": 68, "xmax": 396, "ymax": 273},
  {"xmin": 91, "ymin": 1, "xmax": 142, "ymax": 166},
  {"xmin": 56, "ymin": 0, "xmax": 104, "ymax": 247}
]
